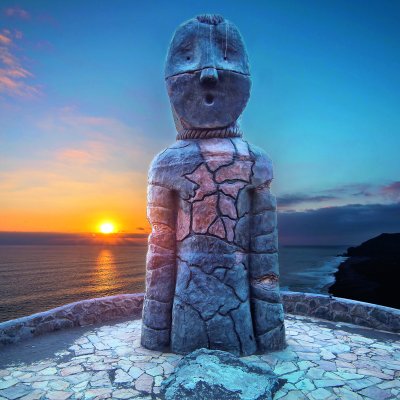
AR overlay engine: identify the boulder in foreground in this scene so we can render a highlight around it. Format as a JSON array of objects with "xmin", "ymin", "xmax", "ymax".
[{"xmin": 160, "ymin": 348, "xmax": 285, "ymax": 400}]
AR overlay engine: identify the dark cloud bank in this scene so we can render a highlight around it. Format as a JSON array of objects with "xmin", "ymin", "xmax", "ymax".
[
  {"xmin": 279, "ymin": 202, "xmax": 400, "ymax": 245},
  {"xmin": 0, "ymin": 203, "xmax": 399, "ymax": 246}
]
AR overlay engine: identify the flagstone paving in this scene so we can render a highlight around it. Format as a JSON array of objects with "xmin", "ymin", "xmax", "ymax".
[{"xmin": 0, "ymin": 314, "xmax": 399, "ymax": 399}]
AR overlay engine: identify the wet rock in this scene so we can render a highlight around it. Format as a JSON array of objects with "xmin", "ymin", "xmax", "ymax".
[{"xmin": 160, "ymin": 348, "xmax": 285, "ymax": 400}]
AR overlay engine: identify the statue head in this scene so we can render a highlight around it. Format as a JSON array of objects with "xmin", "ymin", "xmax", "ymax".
[{"xmin": 165, "ymin": 14, "xmax": 251, "ymax": 139}]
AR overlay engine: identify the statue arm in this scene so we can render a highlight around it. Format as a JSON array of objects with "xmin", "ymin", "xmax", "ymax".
[
  {"xmin": 250, "ymin": 182, "xmax": 279, "ymax": 283},
  {"xmin": 141, "ymin": 182, "xmax": 177, "ymax": 350},
  {"xmin": 249, "ymin": 156, "xmax": 285, "ymax": 351}
]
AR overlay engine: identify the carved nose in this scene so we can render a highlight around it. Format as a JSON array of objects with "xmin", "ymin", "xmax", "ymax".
[{"xmin": 200, "ymin": 67, "xmax": 218, "ymax": 84}]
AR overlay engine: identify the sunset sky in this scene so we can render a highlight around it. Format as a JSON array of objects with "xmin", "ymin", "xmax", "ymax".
[{"xmin": 1, "ymin": 0, "xmax": 399, "ymax": 244}]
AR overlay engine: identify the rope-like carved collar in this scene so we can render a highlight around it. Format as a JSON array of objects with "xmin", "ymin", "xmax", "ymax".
[{"xmin": 176, "ymin": 125, "xmax": 242, "ymax": 140}]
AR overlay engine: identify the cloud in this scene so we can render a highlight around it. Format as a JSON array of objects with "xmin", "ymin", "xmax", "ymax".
[
  {"xmin": 4, "ymin": 7, "xmax": 30, "ymax": 20},
  {"xmin": 278, "ymin": 202, "xmax": 400, "ymax": 246},
  {"xmin": 380, "ymin": 181, "xmax": 400, "ymax": 201},
  {"xmin": 321, "ymin": 183, "xmax": 375, "ymax": 198},
  {"xmin": 37, "ymin": 107, "xmax": 153, "ymax": 171},
  {"xmin": 278, "ymin": 194, "xmax": 337, "ymax": 208},
  {"xmin": 0, "ymin": 107, "xmax": 154, "ymax": 232},
  {"xmin": 278, "ymin": 181, "xmax": 400, "ymax": 211},
  {"xmin": 0, "ymin": 29, "xmax": 39, "ymax": 98},
  {"xmin": 0, "ymin": 165, "xmax": 149, "ymax": 232},
  {"xmin": 56, "ymin": 142, "xmax": 109, "ymax": 165},
  {"xmin": 0, "ymin": 33, "xmax": 12, "ymax": 45}
]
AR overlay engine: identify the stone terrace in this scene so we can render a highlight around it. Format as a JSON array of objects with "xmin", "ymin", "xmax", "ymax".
[{"xmin": 0, "ymin": 314, "xmax": 399, "ymax": 400}]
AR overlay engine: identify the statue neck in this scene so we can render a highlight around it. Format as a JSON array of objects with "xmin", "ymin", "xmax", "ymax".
[{"xmin": 176, "ymin": 125, "xmax": 242, "ymax": 140}]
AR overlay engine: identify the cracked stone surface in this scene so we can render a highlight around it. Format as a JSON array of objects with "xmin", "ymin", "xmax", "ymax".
[
  {"xmin": 142, "ymin": 136, "xmax": 285, "ymax": 356},
  {"xmin": 1, "ymin": 314, "xmax": 399, "ymax": 399},
  {"xmin": 142, "ymin": 14, "xmax": 285, "ymax": 356}
]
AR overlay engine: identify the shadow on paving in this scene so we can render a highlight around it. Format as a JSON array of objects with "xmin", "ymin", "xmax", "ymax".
[{"xmin": 0, "ymin": 317, "xmax": 133, "ymax": 368}]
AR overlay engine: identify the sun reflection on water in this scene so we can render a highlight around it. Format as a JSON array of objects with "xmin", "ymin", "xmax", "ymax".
[{"xmin": 94, "ymin": 249, "xmax": 117, "ymax": 294}]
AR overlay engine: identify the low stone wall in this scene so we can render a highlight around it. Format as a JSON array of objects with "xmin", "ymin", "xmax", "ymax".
[
  {"xmin": 0, "ymin": 291, "xmax": 399, "ymax": 346},
  {"xmin": 282, "ymin": 291, "xmax": 400, "ymax": 333},
  {"xmin": 0, "ymin": 294, "xmax": 144, "ymax": 346}
]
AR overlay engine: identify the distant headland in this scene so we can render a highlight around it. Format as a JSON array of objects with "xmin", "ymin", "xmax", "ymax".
[{"xmin": 329, "ymin": 233, "xmax": 400, "ymax": 309}]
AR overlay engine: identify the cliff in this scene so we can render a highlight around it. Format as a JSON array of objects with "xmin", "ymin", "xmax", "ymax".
[{"xmin": 329, "ymin": 233, "xmax": 400, "ymax": 309}]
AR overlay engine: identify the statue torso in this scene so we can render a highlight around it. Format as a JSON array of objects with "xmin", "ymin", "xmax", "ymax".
[
  {"xmin": 149, "ymin": 137, "xmax": 273, "ymax": 247},
  {"xmin": 148, "ymin": 137, "xmax": 274, "ymax": 354}
]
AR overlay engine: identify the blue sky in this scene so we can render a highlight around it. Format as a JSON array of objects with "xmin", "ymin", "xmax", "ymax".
[{"xmin": 0, "ymin": 0, "xmax": 399, "ymax": 244}]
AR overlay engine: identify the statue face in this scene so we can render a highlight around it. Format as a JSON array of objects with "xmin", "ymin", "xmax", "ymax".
[{"xmin": 165, "ymin": 16, "xmax": 251, "ymax": 131}]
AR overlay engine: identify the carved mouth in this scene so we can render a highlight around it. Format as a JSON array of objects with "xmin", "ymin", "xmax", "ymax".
[{"xmin": 204, "ymin": 94, "xmax": 214, "ymax": 105}]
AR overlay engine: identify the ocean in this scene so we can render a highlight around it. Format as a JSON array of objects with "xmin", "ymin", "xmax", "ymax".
[{"xmin": 0, "ymin": 245, "xmax": 347, "ymax": 323}]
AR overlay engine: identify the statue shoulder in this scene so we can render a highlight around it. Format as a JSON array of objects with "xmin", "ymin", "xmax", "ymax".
[
  {"xmin": 247, "ymin": 142, "xmax": 274, "ymax": 187},
  {"xmin": 150, "ymin": 140, "xmax": 200, "ymax": 168},
  {"xmin": 148, "ymin": 140, "xmax": 203, "ymax": 191}
]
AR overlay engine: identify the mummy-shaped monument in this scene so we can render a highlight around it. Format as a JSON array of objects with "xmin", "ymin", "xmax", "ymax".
[{"xmin": 141, "ymin": 14, "xmax": 286, "ymax": 355}]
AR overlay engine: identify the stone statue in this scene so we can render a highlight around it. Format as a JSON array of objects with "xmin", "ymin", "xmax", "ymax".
[{"xmin": 141, "ymin": 14, "xmax": 285, "ymax": 356}]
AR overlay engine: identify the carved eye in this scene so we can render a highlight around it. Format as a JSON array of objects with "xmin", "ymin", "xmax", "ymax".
[{"xmin": 186, "ymin": 56, "xmax": 191, "ymax": 61}]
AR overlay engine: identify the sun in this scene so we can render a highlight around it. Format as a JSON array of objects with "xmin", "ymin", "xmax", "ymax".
[{"xmin": 100, "ymin": 222, "xmax": 115, "ymax": 234}]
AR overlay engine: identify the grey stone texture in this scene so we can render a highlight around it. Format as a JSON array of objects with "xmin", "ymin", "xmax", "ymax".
[
  {"xmin": 141, "ymin": 137, "xmax": 286, "ymax": 355},
  {"xmin": 142, "ymin": 13, "xmax": 285, "ymax": 355},
  {"xmin": 0, "ymin": 294, "xmax": 143, "ymax": 346},
  {"xmin": 1, "ymin": 292, "xmax": 399, "ymax": 347},
  {"xmin": 164, "ymin": 15, "xmax": 250, "ymax": 135},
  {"xmin": 282, "ymin": 291, "xmax": 400, "ymax": 333},
  {"xmin": 160, "ymin": 348, "xmax": 285, "ymax": 400},
  {"xmin": 1, "ymin": 315, "xmax": 399, "ymax": 400}
]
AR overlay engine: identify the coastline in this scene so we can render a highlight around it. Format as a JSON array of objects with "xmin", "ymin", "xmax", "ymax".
[
  {"xmin": 329, "ymin": 256, "xmax": 399, "ymax": 309},
  {"xmin": 329, "ymin": 234, "xmax": 400, "ymax": 309}
]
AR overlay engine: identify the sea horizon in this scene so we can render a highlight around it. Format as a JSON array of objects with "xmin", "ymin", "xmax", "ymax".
[
  {"xmin": 0, "ymin": 243, "xmax": 348, "ymax": 323},
  {"xmin": 0, "ymin": 231, "xmax": 351, "ymax": 248}
]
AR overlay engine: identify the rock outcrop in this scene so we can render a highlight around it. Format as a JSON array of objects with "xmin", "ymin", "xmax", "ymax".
[{"xmin": 329, "ymin": 233, "xmax": 400, "ymax": 309}]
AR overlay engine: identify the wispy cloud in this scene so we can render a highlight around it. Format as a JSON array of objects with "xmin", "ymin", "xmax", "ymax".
[
  {"xmin": 380, "ymin": 181, "xmax": 400, "ymax": 201},
  {"xmin": 0, "ymin": 29, "xmax": 39, "ymax": 98},
  {"xmin": 278, "ymin": 181, "xmax": 400, "ymax": 211},
  {"xmin": 37, "ymin": 107, "xmax": 153, "ymax": 171},
  {"xmin": 321, "ymin": 183, "xmax": 375, "ymax": 198},
  {"xmin": 0, "ymin": 107, "xmax": 152, "ymax": 232},
  {"xmin": 0, "ymin": 33, "xmax": 12, "ymax": 45},
  {"xmin": 278, "ymin": 194, "xmax": 337, "ymax": 208},
  {"xmin": 335, "ymin": 182, "xmax": 400, "ymax": 203},
  {"xmin": 0, "ymin": 165, "xmax": 149, "ymax": 232},
  {"xmin": 56, "ymin": 142, "xmax": 109, "ymax": 165},
  {"xmin": 4, "ymin": 7, "xmax": 30, "ymax": 20}
]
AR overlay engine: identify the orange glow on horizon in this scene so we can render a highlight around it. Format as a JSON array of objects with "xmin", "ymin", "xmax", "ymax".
[
  {"xmin": 0, "ymin": 209, "xmax": 150, "ymax": 234},
  {"xmin": 0, "ymin": 158, "xmax": 150, "ymax": 234}
]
